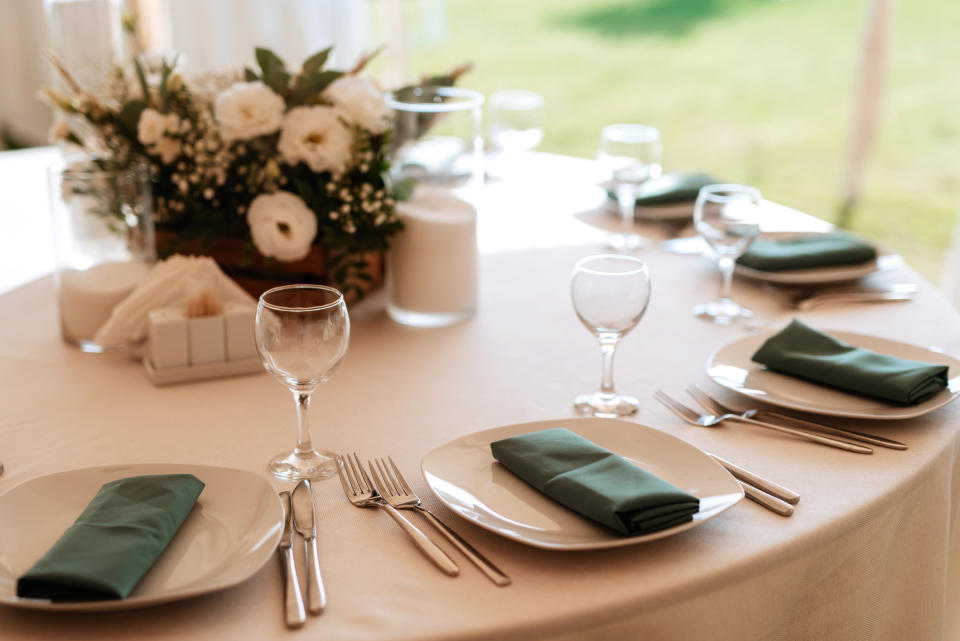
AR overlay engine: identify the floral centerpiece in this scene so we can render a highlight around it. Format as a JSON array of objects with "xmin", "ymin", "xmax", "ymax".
[{"xmin": 44, "ymin": 46, "xmax": 463, "ymax": 298}]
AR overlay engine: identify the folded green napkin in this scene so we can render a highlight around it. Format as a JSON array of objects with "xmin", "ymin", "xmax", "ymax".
[
  {"xmin": 752, "ymin": 320, "xmax": 948, "ymax": 404},
  {"xmin": 490, "ymin": 428, "xmax": 700, "ymax": 536},
  {"xmin": 17, "ymin": 474, "xmax": 205, "ymax": 602},
  {"xmin": 606, "ymin": 172, "xmax": 721, "ymax": 206},
  {"xmin": 635, "ymin": 172, "xmax": 722, "ymax": 205},
  {"xmin": 737, "ymin": 231, "xmax": 877, "ymax": 271}
]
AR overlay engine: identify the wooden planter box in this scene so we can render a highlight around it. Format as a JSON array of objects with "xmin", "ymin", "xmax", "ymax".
[{"xmin": 155, "ymin": 230, "xmax": 383, "ymax": 299}]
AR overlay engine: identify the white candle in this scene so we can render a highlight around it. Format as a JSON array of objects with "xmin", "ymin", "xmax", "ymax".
[
  {"xmin": 59, "ymin": 260, "xmax": 151, "ymax": 343},
  {"xmin": 387, "ymin": 190, "xmax": 477, "ymax": 323}
]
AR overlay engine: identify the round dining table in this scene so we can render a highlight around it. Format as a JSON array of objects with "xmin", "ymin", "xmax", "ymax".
[{"xmin": 1, "ymin": 150, "xmax": 959, "ymax": 641}]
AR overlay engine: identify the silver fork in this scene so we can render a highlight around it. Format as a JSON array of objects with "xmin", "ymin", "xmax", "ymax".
[
  {"xmin": 335, "ymin": 453, "xmax": 459, "ymax": 576},
  {"xmin": 653, "ymin": 390, "xmax": 872, "ymax": 454},
  {"xmin": 369, "ymin": 456, "xmax": 511, "ymax": 587},
  {"xmin": 687, "ymin": 385, "xmax": 907, "ymax": 451}
]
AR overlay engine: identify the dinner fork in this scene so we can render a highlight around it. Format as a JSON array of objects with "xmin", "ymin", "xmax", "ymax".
[
  {"xmin": 653, "ymin": 390, "xmax": 872, "ymax": 454},
  {"xmin": 335, "ymin": 453, "xmax": 459, "ymax": 576},
  {"xmin": 369, "ymin": 456, "xmax": 511, "ymax": 587},
  {"xmin": 686, "ymin": 385, "xmax": 907, "ymax": 451}
]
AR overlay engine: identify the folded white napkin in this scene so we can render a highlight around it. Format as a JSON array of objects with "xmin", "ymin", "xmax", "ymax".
[{"xmin": 93, "ymin": 255, "xmax": 255, "ymax": 346}]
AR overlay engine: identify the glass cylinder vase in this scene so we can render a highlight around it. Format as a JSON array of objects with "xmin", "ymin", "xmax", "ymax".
[
  {"xmin": 47, "ymin": 155, "xmax": 156, "ymax": 352},
  {"xmin": 386, "ymin": 86, "xmax": 485, "ymax": 188}
]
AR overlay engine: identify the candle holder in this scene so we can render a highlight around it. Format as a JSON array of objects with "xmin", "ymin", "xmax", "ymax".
[
  {"xmin": 47, "ymin": 154, "xmax": 156, "ymax": 352},
  {"xmin": 386, "ymin": 86, "xmax": 485, "ymax": 189}
]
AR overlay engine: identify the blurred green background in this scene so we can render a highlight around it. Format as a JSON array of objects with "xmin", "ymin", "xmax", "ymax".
[{"xmin": 377, "ymin": 0, "xmax": 960, "ymax": 280}]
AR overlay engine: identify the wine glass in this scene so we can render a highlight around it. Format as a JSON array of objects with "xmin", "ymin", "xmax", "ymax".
[
  {"xmin": 596, "ymin": 124, "xmax": 663, "ymax": 252},
  {"xmin": 486, "ymin": 90, "xmax": 544, "ymax": 180},
  {"xmin": 692, "ymin": 184, "xmax": 763, "ymax": 324},
  {"xmin": 571, "ymin": 255, "xmax": 652, "ymax": 417},
  {"xmin": 256, "ymin": 284, "xmax": 350, "ymax": 480}
]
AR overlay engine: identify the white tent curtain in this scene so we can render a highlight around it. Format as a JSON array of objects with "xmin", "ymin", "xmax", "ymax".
[{"xmin": 0, "ymin": 0, "xmax": 369, "ymax": 147}]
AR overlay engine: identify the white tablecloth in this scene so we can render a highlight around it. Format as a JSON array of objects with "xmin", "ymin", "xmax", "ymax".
[{"xmin": 1, "ymin": 153, "xmax": 959, "ymax": 640}]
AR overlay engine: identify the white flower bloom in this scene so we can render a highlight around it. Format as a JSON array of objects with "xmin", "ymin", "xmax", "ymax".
[
  {"xmin": 137, "ymin": 108, "xmax": 167, "ymax": 145},
  {"xmin": 247, "ymin": 191, "xmax": 318, "ymax": 262},
  {"xmin": 323, "ymin": 75, "xmax": 391, "ymax": 134},
  {"xmin": 214, "ymin": 81, "xmax": 286, "ymax": 141},
  {"xmin": 277, "ymin": 106, "xmax": 353, "ymax": 173},
  {"xmin": 153, "ymin": 136, "xmax": 181, "ymax": 163},
  {"xmin": 163, "ymin": 112, "xmax": 180, "ymax": 132}
]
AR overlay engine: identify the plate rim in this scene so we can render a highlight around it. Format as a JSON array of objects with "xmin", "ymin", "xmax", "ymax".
[
  {"xmin": 420, "ymin": 417, "xmax": 743, "ymax": 551},
  {"xmin": 707, "ymin": 328, "xmax": 960, "ymax": 420},
  {"xmin": 0, "ymin": 462, "xmax": 282, "ymax": 612}
]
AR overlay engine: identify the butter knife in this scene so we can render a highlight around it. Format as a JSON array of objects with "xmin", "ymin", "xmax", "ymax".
[
  {"xmin": 291, "ymin": 480, "xmax": 327, "ymax": 615},
  {"xmin": 278, "ymin": 491, "xmax": 306, "ymax": 628}
]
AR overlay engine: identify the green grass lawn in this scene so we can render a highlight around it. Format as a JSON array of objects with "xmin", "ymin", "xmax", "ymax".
[{"xmin": 386, "ymin": 0, "xmax": 960, "ymax": 280}]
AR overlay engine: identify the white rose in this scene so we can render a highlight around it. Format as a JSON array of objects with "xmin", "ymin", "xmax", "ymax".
[
  {"xmin": 153, "ymin": 136, "xmax": 181, "ymax": 163},
  {"xmin": 137, "ymin": 108, "xmax": 167, "ymax": 145},
  {"xmin": 247, "ymin": 191, "xmax": 318, "ymax": 262},
  {"xmin": 214, "ymin": 81, "xmax": 286, "ymax": 141},
  {"xmin": 323, "ymin": 75, "xmax": 391, "ymax": 134},
  {"xmin": 277, "ymin": 105, "xmax": 353, "ymax": 173}
]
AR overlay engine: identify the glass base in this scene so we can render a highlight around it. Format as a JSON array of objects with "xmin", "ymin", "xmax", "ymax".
[
  {"xmin": 575, "ymin": 391, "xmax": 640, "ymax": 418},
  {"xmin": 606, "ymin": 232, "xmax": 649, "ymax": 253},
  {"xmin": 269, "ymin": 448, "xmax": 338, "ymax": 480},
  {"xmin": 61, "ymin": 328, "xmax": 132, "ymax": 354},
  {"xmin": 387, "ymin": 304, "xmax": 474, "ymax": 328},
  {"xmin": 693, "ymin": 298, "xmax": 754, "ymax": 325}
]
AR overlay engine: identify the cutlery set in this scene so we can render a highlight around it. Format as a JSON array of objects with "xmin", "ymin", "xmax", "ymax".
[
  {"xmin": 655, "ymin": 386, "xmax": 908, "ymax": 516},
  {"xmin": 275, "ymin": 453, "xmax": 512, "ymax": 624},
  {"xmin": 278, "ymin": 480, "xmax": 326, "ymax": 629}
]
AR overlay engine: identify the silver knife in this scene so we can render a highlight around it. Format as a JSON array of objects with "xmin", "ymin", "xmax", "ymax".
[
  {"xmin": 754, "ymin": 410, "xmax": 907, "ymax": 450},
  {"xmin": 279, "ymin": 491, "xmax": 307, "ymax": 628},
  {"xmin": 292, "ymin": 480, "xmax": 327, "ymax": 615}
]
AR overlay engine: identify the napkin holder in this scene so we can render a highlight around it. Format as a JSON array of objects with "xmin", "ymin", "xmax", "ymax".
[{"xmin": 143, "ymin": 302, "xmax": 262, "ymax": 385}]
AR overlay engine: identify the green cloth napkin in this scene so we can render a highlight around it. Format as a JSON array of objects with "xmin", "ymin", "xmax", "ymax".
[
  {"xmin": 17, "ymin": 474, "xmax": 205, "ymax": 602},
  {"xmin": 752, "ymin": 320, "xmax": 949, "ymax": 404},
  {"xmin": 606, "ymin": 172, "xmax": 722, "ymax": 206},
  {"xmin": 490, "ymin": 428, "xmax": 700, "ymax": 536},
  {"xmin": 737, "ymin": 231, "xmax": 877, "ymax": 271}
]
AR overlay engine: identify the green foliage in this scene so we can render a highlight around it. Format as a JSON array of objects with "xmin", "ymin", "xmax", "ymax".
[
  {"xmin": 117, "ymin": 100, "xmax": 147, "ymax": 139},
  {"xmin": 255, "ymin": 47, "xmax": 290, "ymax": 95},
  {"xmin": 301, "ymin": 47, "xmax": 332, "ymax": 75},
  {"xmin": 288, "ymin": 70, "xmax": 342, "ymax": 107}
]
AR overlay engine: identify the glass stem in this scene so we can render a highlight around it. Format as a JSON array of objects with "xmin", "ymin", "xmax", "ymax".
[
  {"xmin": 292, "ymin": 391, "xmax": 314, "ymax": 454},
  {"xmin": 599, "ymin": 338, "xmax": 619, "ymax": 396},
  {"xmin": 616, "ymin": 185, "xmax": 637, "ymax": 236},
  {"xmin": 718, "ymin": 255, "xmax": 735, "ymax": 300}
]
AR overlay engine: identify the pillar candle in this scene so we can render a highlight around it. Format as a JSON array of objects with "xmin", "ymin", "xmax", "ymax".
[{"xmin": 387, "ymin": 190, "xmax": 477, "ymax": 318}]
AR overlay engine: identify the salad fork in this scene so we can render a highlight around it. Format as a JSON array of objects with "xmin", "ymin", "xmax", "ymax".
[
  {"xmin": 653, "ymin": 390, "xmax": 872, "ymax": 454},
  {"xmin": 335, "ymin": 453, "xmax": 459, "ymax": 576},
  {"xmin": 686, "ymin": 385, "xmax": 906, "ymax": 450},
  {"xmin": 369, "ymin": 456, "xmax": 511, "ymax": 586}
]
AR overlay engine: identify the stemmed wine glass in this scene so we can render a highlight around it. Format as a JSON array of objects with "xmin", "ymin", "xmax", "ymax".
[
  {"xmin": 486, "ymin": 90, "xmax": 544, "ymax": 180},
  {"xmin": 256, "ymin": 284, "xmax": 350, "ymax": 480},
  {"xmin": 692, "ymin": 184, "xmax": 763, "ymax": 324},
  {"xmin": 596, "ymin": 124, "xmax": 663, "ymax": 252},
  {"xmin": 572, "ymin": 255, "xmax": 652, "ymax": 417}
]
